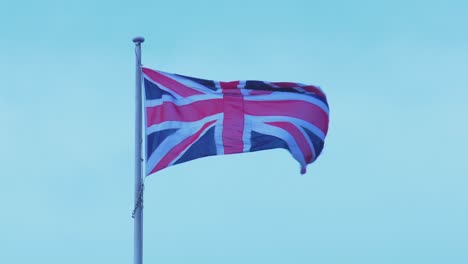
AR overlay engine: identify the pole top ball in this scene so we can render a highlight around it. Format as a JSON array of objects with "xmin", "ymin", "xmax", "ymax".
[{"xmin": 132, "ymin": 36, "xmax": 145, "ymax": 44}]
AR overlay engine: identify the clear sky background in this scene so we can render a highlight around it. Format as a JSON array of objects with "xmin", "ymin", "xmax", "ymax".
[{"xmin": 1, "ymin": 0, "xmax": 467, "ymax": 263}]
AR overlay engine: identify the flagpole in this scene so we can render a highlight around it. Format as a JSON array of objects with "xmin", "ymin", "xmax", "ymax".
[{"xmin": 133, "ymin": 36, "xmax": 145, "ymax": 264}]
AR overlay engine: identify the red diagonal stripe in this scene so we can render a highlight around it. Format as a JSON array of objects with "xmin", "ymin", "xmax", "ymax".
[
  {"xmin": 142, "ymin": 67, "xmax": 204, "ymax": 97},
  {"xmin": 271, "ymin": 82, "xmax": 297, "ymax": 88},
  {"xmin": 300, "ymin": 86, "xmax": 326, "ymax": 98},
  {"xmin": 248, "ymin": 90, "xmax": 274, "ymax": 96},
  {"xmin": 266, "ymin": 121, "xmax": 313, "ymax": 164},
  {"xmin": 150, "ymin": 120, "xmax": 217, "ymax": 174}
]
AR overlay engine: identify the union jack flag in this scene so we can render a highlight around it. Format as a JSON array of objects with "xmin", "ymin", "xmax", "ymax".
[{"xmin": 142, "ymin": 67, "xmax": 329, "ymax": 176}]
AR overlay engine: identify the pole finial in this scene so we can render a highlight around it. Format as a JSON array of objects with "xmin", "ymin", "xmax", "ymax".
[{"xmin": 133, "ymin": 36, "xmax": 145, "ymax": 44}]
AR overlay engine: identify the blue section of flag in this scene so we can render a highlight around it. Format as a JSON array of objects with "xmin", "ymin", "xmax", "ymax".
[
  {"xmin": 146, "ymin": 129, "xmax": 178, "ymax": 159},
  {"xmin": 144, "ymin": 78, "xmax": 172, "ymax": 100},
  {"xmin": 250, "ymin": 131, "xmax": 288, "ymax": 152},
  {"xmin": 174, "ymin": 127, "xmax": 217, "ymax": 165}
]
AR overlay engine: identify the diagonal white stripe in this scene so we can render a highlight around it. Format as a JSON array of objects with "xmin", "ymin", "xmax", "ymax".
[{"xmin": 158, "ymin": 71, "xmax": 223, "ymax": 94}]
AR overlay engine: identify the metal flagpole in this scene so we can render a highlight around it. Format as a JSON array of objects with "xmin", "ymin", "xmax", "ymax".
[{"xmin": 132, "ymin": 36, "xmax": 145, "ymax": 264}]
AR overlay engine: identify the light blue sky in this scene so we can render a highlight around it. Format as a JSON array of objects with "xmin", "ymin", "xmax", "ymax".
[{"xmin": 1, "ymin": 0, "xmax": 467, "ymax": 263}]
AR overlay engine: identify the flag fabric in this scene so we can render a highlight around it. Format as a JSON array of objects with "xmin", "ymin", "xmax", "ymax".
[{"xmin": 142, "ymin": 67, "xmax": 329, "ymax": 176}]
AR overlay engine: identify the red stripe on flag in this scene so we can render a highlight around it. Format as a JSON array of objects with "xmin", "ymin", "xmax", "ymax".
[
  {"xmin": 221, "ymin": 83, "xmax": 244, "ymax": 154},
  {"xmin": 300, "ymin": 85, "xmax": 326, "ymax": 98},
  {"xmin": 266, "ymin": 121, "xmax": 314, "ymax": 163},
  {"xmin": 150, "ymin": 120, "xmax": 217, "ymax": 174},
  {"xmin": 248, "ymin": 90, "xmax": 274, "ymax": 96},
  {"xmin": 271, "ymin": 82, "xmax": 297, "ymax": 88},
  {"xmin": 220, "ymin": 81, "xmax": 239, "ymax": 90},
  {"xmin": 142, "ymin": 67, "xmax": 203, "ymax": 97},
  {"xmin": 245, "ymin": 100, "xmax": 329, "ymax": 135},
  {"xmin": 146, "ymin": 99, "xmax": 223, "ymax": 126}
]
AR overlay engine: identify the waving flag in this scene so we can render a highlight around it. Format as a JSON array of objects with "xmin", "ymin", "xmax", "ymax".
[{"xmin": 143, "ymin": 67, "xmax": 329, "ymax": 176}]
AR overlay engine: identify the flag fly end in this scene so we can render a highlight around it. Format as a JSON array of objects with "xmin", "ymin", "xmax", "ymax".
[{"xmin": 300, "ymin": 166, "xmax": 306, "ymax": 175}]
